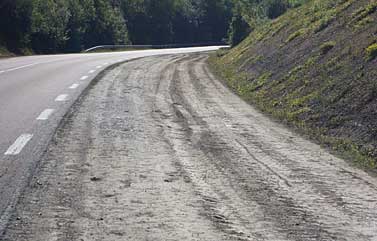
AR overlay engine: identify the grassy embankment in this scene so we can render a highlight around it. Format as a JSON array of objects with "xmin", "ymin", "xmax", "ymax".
[{"xmin": 209, "ymin": 0, "xmax": 377, "ymax": 169}]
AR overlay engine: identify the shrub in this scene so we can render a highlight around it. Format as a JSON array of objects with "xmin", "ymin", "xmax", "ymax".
[
  {"xmin": 320, "ymin": 41, "xmax": 336, "ymax": 55},
  {"xmin": 366, "ymin": 43, "xmax": 377, "ymax": 60}
]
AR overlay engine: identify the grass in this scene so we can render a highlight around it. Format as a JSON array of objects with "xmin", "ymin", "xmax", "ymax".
[
  {"xmin": 209, "ymin": 0, "xmax": 377, "ymax": 170},
  {"xmin": 209, "ymin": 54, "xmax": 377, "ymax": 170},
  {"xmin": 286, "ymin": 29, "xmax": 305, "ymax": 43},
  {"xmin": 352, "ymin": 1, "xmax": 377, "ymax": 21},
  {"xmin": 320, "ymin": 41, "xmax": 336, "ymax": 55}
]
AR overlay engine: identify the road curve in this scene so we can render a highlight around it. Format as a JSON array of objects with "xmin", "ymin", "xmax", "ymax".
[
  {"xmin": 2, "ymin": 54, "xmax": 377, "ymax": 240},
  {"xmin": 0, "ymin": 46, "xmax": 224, "ymax": 232}
]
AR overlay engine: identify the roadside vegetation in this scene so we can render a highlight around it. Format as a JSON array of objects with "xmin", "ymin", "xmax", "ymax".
[
  {"xmin": 0, "ymin": 0, "xmax": 311, "ymax": 54},
  {"xmin": 0, "ymin": 46, "xmax": 12, "ymax": 58},
  {"xmin": 0, "ymin": 0, "xmax": 233, "ymax": 54},
  {"xmin": 210, "ymin": 0, "xmax": 377, "ymax": 169},
  {"xmin": 2, "ymin": 0, "xmax": 376, "ymax": 169},
  {"xmin": 228, "ymin": 0, "xmax": 309, "ymax": 46}
]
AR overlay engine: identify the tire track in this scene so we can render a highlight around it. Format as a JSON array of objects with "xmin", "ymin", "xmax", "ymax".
[{"xmin": 2, "ymin": 53, "xmax": 377, "ymax": 241}]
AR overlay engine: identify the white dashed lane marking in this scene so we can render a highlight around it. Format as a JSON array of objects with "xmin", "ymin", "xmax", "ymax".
[
  {"xmin": 0, "ymin": 63, "xmax": 39, "ymax": 75},
  {"xmin": 96, "ymin": 66, "xmax": 102, "ymax": 69},
  {"xmin": 4, "ymin": 134, "xmax": 33, "ymax": 155},
  {"xmin": 80, "ymin": 76, "xmax": 89, "ymax": 80},
  {"xmin": 69, "ymin": 83, "xmax": 80, "ymax": 89},
  {"xmin": 88, "ymin": 70, "xmax": 96, "ymax": 74},
  {"xmin": 55, "ymin": 94, "xmax": 69, "ymax": 102},
  {"xmin": 36, "ymin": 109, "xmax": 55, "ymax": 120}
]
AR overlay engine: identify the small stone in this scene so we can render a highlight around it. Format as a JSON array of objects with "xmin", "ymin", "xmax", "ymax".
[{"xmin": 90, "ymin": 177, "xmax": 102, "ymax": 182}]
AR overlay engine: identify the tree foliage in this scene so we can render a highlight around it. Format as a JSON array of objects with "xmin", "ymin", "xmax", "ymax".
[
  {"xmin": 228, "ymin": 0, "xmax": 309, "ymax": 46},
  {"xmin": 121, "ymin": 0, "xmax": 233, "ymax": 45},
  {"xmin": 0, "ymin": 0, "xmax": 309, "ymax": 53},
  {"xmin": 0, "ymin": 0, "xmax": 129, "ymax": 53},
  {"xmin": 0, "ymin": 0, "xmax": 33, "ymax": 52}
]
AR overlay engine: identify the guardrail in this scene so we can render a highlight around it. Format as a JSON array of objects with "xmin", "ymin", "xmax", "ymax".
[{"xmin": 84, "ymin": 42, "xmax": 226, "ymax": 53}]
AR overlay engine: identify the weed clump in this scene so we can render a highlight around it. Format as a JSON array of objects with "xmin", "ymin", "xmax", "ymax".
[
  {"xmin": 313, "ymin": 16, "xmax": 334, "ymax": 33},
  {"xmin": 352, "ymin": 2, "xmax": 377, "ymax": 29},
  {"xmin": 320, "ymin": 41, "xmax": 336, "ymax": 55},
  {"xmin": 286, "ymin": 29, "xmax": 305, "ymax": 43},
  {"xmin": 352, "ymin": 2, "xmax": 377, "ymax": 22},
  {"xmin": 366, "ymin": 43, "xmax": 377, "ymax": 60}
]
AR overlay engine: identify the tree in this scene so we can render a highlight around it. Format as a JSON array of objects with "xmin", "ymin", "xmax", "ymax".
[
  {"xmin": 264, "ymin": 0, "xmax": 289, "ymax": 19},
  {"xmin": 84, "ymin": 0, "xmax": 129, "ymax": 48},
  {"xmin": 195, "ymin": 0, "xmax": 233, "ymax": 42},
  {"xmin": 1, "ymin": 0, "xmax": 235, "ymax": 53},
  {"xmin": 228, "ymin": 0, "xmax": 302, "ymax": 45},
  {"xmin": 228, "ymin": 9, "xmax": 251, "ymax": 46},
  {"xmin": 30, "ymin": 0, "xmax": 70, "ymax": 53},
  {"xmin": 65, "ymin": 0, "xmax": 95, "ymax": 52},
  {"xmin": 0, "ymin": 0, "xmax": 32, "ymax": 53}
]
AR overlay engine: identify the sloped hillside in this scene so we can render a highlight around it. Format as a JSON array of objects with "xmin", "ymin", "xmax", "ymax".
[{"xmin": 210, "ymin": 0, "xmax": 377, "ymax": 168}]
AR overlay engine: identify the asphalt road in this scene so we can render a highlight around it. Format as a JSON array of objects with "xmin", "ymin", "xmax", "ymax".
[
  {"xmin": 0, "ymin": 46, "xmax": 223, "ymax": 232},
  {"xmin": 2, "ymin": 54, "xmax": 377, "ymax": 240}
]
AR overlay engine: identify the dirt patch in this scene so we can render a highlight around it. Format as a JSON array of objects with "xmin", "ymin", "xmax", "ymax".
[{"xmin": 2, "ymin": 54, "xmax": 377, "ymax": 240}]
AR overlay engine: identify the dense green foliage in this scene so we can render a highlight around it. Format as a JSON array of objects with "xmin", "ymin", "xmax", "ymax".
[
  {"xmin": 0, "ymin": 0, "xmax": 234, "ymax": 54},
  {"xmin": 0, "ymin": 0, "xmax": 130, "ymax": 53},
  {"xmin": 227, "ymin": 0, "xmax": 309, "ymax": 46},
  {"xmin": 121, "ymin": 0, "xmax": 233, "ymax": 45},
  {"xmin": 0, "ymin": 0, "xmax": 310, "ymax": 54}
]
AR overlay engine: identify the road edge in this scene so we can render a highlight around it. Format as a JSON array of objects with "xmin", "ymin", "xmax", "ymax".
[{"xmin": 0, "ymin": 57, "xmax": 145, "ymax": 237}]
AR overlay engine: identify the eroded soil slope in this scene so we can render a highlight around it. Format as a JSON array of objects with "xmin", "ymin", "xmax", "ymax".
[{"xmin": 2, "ymin": 54, "xmax": 377, "ymax": 241}]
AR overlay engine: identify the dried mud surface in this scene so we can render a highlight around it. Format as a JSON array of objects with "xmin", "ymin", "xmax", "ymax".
[{"xmin": 2, "ymin": 54, "xmax": 377, "ymax": 241}]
